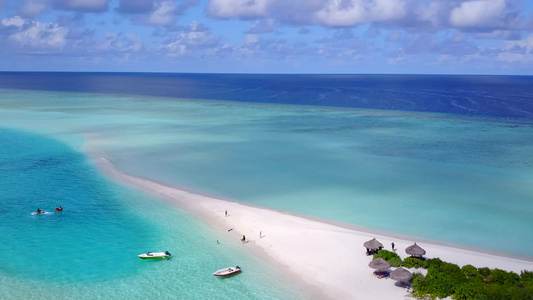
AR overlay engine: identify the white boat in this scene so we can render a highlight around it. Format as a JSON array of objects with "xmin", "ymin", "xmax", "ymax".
[
  {"xmin": 213, "ymin": 266, "xmax": 242, "ymax": 277},
  {"xmin": 31, "ymin": 210, "xmax": 50, "ymax": 215},
  {"xmin": 138, "ymin": 251, "xmax": 171, "ymax": 260}
]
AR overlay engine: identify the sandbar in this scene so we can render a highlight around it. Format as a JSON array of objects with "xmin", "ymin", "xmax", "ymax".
[{"xmin": 88, "ymin": 152, "xmax": 533, "ymax": 300}]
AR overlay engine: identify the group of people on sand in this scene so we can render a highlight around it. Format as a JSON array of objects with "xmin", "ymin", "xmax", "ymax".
[{"xmin": 224, "ymin": 210, "xmax": 255, "ymax": 244}]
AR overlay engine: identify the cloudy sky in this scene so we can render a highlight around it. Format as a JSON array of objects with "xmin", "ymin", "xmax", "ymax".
[{"xmin": 1, "ymin": 0, "xmax": 532, "ymax": 74}]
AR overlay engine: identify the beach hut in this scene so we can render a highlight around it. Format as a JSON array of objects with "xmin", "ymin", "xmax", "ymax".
[
  {"xmin": 363, "ymin": 238, "xmax": 383, "ymax": 254},
  {"xmin": 405, "ymin": 242, "xmax": 426, "ymax": 258},
  {"xmin": 390, "ymin": 267, "xmax": 413, "ymax": 287},
  {"xmin": 369, "ymin": 258, "xmax": 391, "ymax": 278}
]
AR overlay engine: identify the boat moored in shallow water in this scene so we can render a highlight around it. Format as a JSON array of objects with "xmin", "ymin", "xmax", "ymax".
[
  {"xmin": 213, "ymin": 266, "xmax": 242, "ymax": 277},
  {"xmin": 138, "ymin": 251, "xmax": 171, "ymax": 260}
]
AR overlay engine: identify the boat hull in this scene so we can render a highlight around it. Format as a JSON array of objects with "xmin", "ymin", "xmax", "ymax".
[
  {"xmin": 138, "ymin": 256, "xmax": 168, "ymax": 260},
  {"xmin": 138, "ymin": 251, "xmax": 171, "ymax": 260},
  {"xmin": 213, "ymin": 267, "xmax": 242, "ymax": 277}
]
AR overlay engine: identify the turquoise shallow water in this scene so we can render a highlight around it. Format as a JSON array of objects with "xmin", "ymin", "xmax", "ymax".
[
  {"xmin": 0, "ymin": 129, "xmax": 155, "ymax": 282},
  {"xmin": 0, "ymin": 128, "xmax": 305, "ymax": 299},
  {"xmin": 0, "ymin": 87, "xmax": 532, "ymax": 261}
]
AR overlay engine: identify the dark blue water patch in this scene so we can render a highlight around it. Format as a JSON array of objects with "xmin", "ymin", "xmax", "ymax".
[
  {"xmin": 0, "ymin": 72, "xmax": 532, "ymax": 120},
  {"xmin": 0, "ymin": 128, "xmax": 160, "ymax": 283}
]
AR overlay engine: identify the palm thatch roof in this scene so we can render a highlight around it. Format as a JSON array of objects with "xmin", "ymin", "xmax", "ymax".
[
  {"xmin": 363, "ymin": 238, "xmax": 383, "ymax": 250},
  {"xmin": 368, "ymin": 258, "xmax": 391, "ymax": 271},
  {"xmin": 405, "ymin": 242, "xmax": 426, "ymax": 257},
  {"xmin": 390, "ymin": 267, "xmax": 413, "ymax": 282}
]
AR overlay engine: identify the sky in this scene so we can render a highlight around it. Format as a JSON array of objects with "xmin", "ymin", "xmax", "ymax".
[{"xmin": 0, "ymin": 0, "xmax": 532, "ymax": 74}]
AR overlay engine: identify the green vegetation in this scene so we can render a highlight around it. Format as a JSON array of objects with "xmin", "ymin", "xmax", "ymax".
[
  {"xmin": 373, "ymin": 250, "xmax": 402, "ymax": 267},
  {"xmin": 370, "ymin": 250, "xmax": 533, "ymax": 299},
  {"xmin": 403, "ymin": 257, "xmax": 427, "ymax": 269},
  {"xmin": 373, "ymin": 250, "xmax": 426, "ymax": 268},
  {"xmin": 411, "ymin": 258, "xmax": 467, "ymax": 299},
  {"xmin": 410, "ymin": 259, "xmax": 532, "ymax": 300}
]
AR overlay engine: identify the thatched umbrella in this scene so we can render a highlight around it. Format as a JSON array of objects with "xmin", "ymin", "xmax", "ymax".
[
  {"xmin": 391, "ymin": 267, "xmax": 413, "ymax": 288},
  {"xmin": 405, "ymin": 242, "xmax": 426, "ymax": 258},
  {"xmin": 364, "ymin": 238, "xmax": 384, "ymax": 251},
  {"xmin": 368, "ymin": 258, "xmax": 391, "ymax": 271},
  {"xmin": 390, "ymin": 267, "xmax": 413, "ymax": 281}
]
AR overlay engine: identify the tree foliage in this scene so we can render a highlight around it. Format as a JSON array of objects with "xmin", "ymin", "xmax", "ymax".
[
  {"xmin": 403, "ymin": 257, "xmax": 427, "ymax": 269},
  {"xmin": 369, "ymin": 250, "xmax": 533, "ymax": 299},
  {"xmin": 409, "ymin": 259, "xmax": 533, "ymax": 300}
]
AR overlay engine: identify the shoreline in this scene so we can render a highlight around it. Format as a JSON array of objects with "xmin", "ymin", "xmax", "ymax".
[{"xmin": 87, "ymin": 150, "xmax": 533, "ymax": 299}]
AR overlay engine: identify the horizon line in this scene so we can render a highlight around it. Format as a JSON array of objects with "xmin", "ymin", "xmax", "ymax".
[{"xmin": 0, "ymin": 71, "xmax": 532, "ymax": 77}]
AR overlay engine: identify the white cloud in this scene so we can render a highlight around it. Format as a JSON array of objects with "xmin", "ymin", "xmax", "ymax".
[
  {"xmin": 182, "ymin": 30, "xmax": 216, "ymax": 46},
  {"xmin": 416, "ymin": 1, "xmax": 447, "ymax": 28},
  {"xmin": 147, "ymin": 1, "xmax": 176, "ymax": 26},
  {"xmin": 99, "ymin": 32, "xmax": 145, "ymax": 52},
  {"xmin": 204, "ymin": 0, "xmax": 526, "ymax": 37},
  {"xmin": 2, "ymin": 17, "xmax": 69, "ymax": 52},
  {"xmin": 315, "ymin": 0, "xmax": 367, "ymax": 26},
  {"xmin": 496, "ymin": 35, "xmax": 533, "ymax": 65},
  {"xmin": 162, "ymin": 21, "xmax": 218, "ymax": 57},
  {"xmin": 387, "ymin": 49, "xmax": 406, "ymax": 64},
  {"xmin": 315, "ymin": 0, "xmax": 408, "ymax": 27},
  {"xmin": 1, "ymin": 16, "xmax": 150, "ymax": 59},
  {"xmin": 498, "ymin": 35, "xmax": 533, "ymax": 63},
  {"xmin": 125, "ymin": 33, "xmax": 143, "ymax": 52},
  {"xmin": 497, "ymin": 51, "xmax": 525, "ymax": 63},
  {"xmin": 335, "ymin": 49, "xmax": 359, "ymax": 60},
  {"xmin": 449, "ymin": 0, "xmax": 506, "ymax": 28},
  {"xmin": 247, "ymin": 18, "xmax": 276, "ymax": 34},
  {"xmin": 2, "ymin": 16, "xmax": 26, "ymax": 27},
  {"xmin": 370, "ymin": 0, "xmax": 407, "ymax": 22},
  {"xmin": 123, "ymin": 0, "xmax": 198, "ymax": 27},
  {"xmin": 207, "ymin": 0, "xmax": 408, "ymax": 26},
  {"xmin": 207, "ymin": 0, "xmax": 271, "ymax": 19}
]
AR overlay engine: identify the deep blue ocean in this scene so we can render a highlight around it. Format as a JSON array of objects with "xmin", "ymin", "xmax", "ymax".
[{"xmin": 0, "ymin": 72, "xmax": 532, "ymax": 120}]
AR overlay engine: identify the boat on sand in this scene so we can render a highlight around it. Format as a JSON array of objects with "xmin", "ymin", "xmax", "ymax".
[
  {"xmin": 138, "ymin": 251, "xmax": 171, "ymax": 260},
  {"xmin": 213, "ymin": 266, "xmax": 242, "ymax": 277}
]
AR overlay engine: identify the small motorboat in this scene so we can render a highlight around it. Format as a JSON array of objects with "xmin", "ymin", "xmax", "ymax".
[
  {"xmin": 138, "ymin": 251, "xmax": 171, "ymax": 260},
  {"xmin": 213, "ymin": 266, "xmax": 242, "ymax": 277},
  {"xmin": 31, "ymin": 210, "xmax": 48, "ymax": 215},
  {"xmin": 55, "ymin": 207, "xmax": 63, "ymax": 212}
]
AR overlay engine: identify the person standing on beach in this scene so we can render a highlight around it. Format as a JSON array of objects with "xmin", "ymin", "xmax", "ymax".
[
  {"xmin": 225, "ymin": 210, "xmax": 227, "ymax": 217},
  {"xmin": 391, "ymin": 242, "xmax": 395, "ymax": 251},
  {"xmin": 241, "ymin": 235, "xmax": 246, "ymax": 243}
]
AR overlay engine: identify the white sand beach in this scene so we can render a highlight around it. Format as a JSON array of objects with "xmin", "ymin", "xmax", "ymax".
[{"xmin": 89, "ymin": 153, "xmax": 533, "ymax": 300}]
